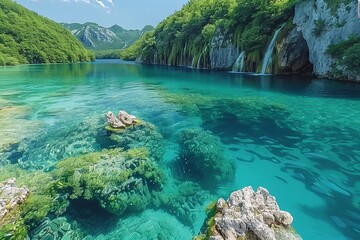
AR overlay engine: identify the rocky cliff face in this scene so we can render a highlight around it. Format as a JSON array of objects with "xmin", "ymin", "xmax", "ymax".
[
  {"xmin": 62, "ymin": 23, "xmax": 154, "ymax": 51},
  {"xmin": 210, "ymin": 29, "xmax": 239, "ymax": 70},
  {"xmin": 293, "ymin": 0, "xmax": 360, "ymax": 78},
  {"xmin": 276, "ymin": 28, "xmax": 311, "ymax": 74}
]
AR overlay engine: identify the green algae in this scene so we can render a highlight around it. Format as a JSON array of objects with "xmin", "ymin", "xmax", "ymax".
[
  {"xmin": 178, "ymin": 128, "xmax": 235, "ymax": 185},
  {"xmin": 52, "ymin": 148, "xmax": 165, "ymax": 215}
]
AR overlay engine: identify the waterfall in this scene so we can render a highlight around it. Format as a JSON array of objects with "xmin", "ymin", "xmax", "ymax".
[
  {"xmin": 260, "ymin": 24, "xmax": 285, "ymax": 74},
  {"xmin": 232, "ymin": 51, "xmax": 245, "ymax": 72},
  {"xmin": 153, "ymin": 53, "xmax": 158, "ymax": 64},
  {"xmin": 197, "ymin": 48, "xmax": 206, "ymax": 69},
  {"xmin": 197, "ymin": 52, "xmax": 203, "ymax": 69},
  {"xmin": 191, "ymin": 57, "xmax": 195, "ymax": 68}
]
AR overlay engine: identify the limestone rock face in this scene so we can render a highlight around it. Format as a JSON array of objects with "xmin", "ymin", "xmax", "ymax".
[
  {"xmin": 293, "ymin": 0, "xmax": 360, "ymax": 79},
  {"xmin": 0, "ymin": 178, "xmax": 29, "ymax": 220},
  {"xmin": 210, "ymin": 29, "xmax": 239, "ymax": 70},
  {"xmin": 277, "ymin": 28, "xmax": 311, "ymax": 74},
  {"xmin": 208, "ymin": 186, "xmax": 302, "ymax": 240}
]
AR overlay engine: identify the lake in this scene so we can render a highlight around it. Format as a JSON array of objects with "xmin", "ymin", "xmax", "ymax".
[{"xmin": 0, "ymin": 60, "xmax": 359, "ymax": 239}]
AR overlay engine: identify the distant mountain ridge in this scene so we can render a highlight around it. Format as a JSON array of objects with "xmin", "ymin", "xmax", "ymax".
[{"xmin": 61, "ymin": 22, "xmax": 154, "ymax": 51}]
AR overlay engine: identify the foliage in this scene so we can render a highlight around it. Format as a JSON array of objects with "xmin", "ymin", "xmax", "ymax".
[
  {"xmin": 326, "ymin": 35, "xmax": 360, "ymax": 76},
  {"xmin": 0, "ymin": 0, "xmax": 94, "ymax": 65},
  {"xmin": 94, "ymin": 49, "xmax": 122, "ymax": 59},
  {"xmin": 193, "ymin": 201, "xmax": 219, "ymax": 240},
  {"xmin": 178, "ymin": 128, "xmax": 235, "ymax": 185},
  {"xmin": 20, "ymin": 195, "xmax": 53, "ymax": 229},
  {"xmin": 122, "ymin": 0, "xmax": 300, "ymax": 69},
  {"xmin": 312, "ymin": 19, "xmax": 326, "ymax": 37},
  {"xmin": 0, "ymin": 211, "xmax": 28, "ymax": 240}
]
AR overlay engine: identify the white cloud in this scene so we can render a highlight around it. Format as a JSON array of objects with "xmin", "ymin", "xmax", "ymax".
[
  {"xmin": 60, "ymin": 0, "xmax": 113, "ymax": 9},
  {"xmin": 95, "ymin": 0, "xmax": 106, "ymax": 8}
]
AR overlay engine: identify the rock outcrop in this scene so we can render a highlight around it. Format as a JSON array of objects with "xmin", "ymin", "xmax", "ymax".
[
  {"xmin": 293, "ymin": 0, "xmax": 360, "ymax": 78},
  {"xmin": 210, "ymin": 29, "xmax": 239, "ymax": 70},
  {"xmin": 277, "ymin": 28, "xmax": 311, "ymax": 74},
  {"xmin": 196, "ymin": 186, "xmax": 302, "ymax": 240},
  {"xmin": 0, "ymin": 178, "xmax": 29, "ymax": 220},
  {"xmin": 105, "ymin": 110, "xmax": 137, "ymax": 128}
]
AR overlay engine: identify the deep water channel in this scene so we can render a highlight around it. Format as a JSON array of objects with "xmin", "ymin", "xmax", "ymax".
[{"xmin": 0, "ymin": 60, "xmax": 359, "ymax": 239}]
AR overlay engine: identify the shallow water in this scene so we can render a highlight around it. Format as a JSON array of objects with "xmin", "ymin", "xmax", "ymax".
[{"xmin": 0, "ymin": 60, "xmax": 360, "ymax": 239}]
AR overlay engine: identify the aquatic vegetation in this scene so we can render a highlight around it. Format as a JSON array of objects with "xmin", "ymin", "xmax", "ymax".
[
  {"xmin": 107, "ymin": 121, "xmax": 165, "ymax": 161},
  {"xmin": 0, "ymin": 208, "xmax": 28, "ymax": 240},
  {"xmin": 193, "ymin": 201, "xmax": 218, "ymax": 240},
  {"xmin": 0, "ymin": 105, "xmax": 41, "ymax": 159},
  {"xmin": 178, "ymin": 128, "xmax": 235, "ymax": 184},
  {"xmin": 2, "ymin": 116, "xmax": 102, "ymax": 171},
  {"xmin": 52, "ymin": 148, "xmax": 165, "ymax": 215},
  {"xmin": 0, "ymin": 168, "xmax": 62, "ymax": 238},
  {"xmin": 156, "ymin": 181, "xmax": 211, "ymax": 226}
]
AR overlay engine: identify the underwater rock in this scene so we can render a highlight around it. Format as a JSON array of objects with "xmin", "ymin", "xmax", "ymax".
[
  {"xmin": 196, "ymin": 186, "xmax": 302, "ymax": 240},
  {"xmin": 177, "ymin": 128, "xmax": 235, "ymax": 184},
  {"xmin": 30, "ymin": 217, "xmax": 85, "ymax": 240},
  {"xmin": 0, "ymin": 105, "xmax": 41, "ymax": 162},
  {"xmin": 105, "ymin": 110, "xmax": 137, "ymax": 128},
  {"xmin": 0, "ymin": 178, "xmax": 29, "ymax": 220},
  {"xmin": 108, "ymin": 121, "xmax": 165, "ymax": 161},
  {"xmin": 156, "ymin": 181, "xmax": 211, "ymax": 226},
  {"xmin": 53, "ymin": 148, "xmax": 165, "ymax": 216},
  {"xmin": 4, "ymin": 116, "xmax": 103, "ymax": 171}
]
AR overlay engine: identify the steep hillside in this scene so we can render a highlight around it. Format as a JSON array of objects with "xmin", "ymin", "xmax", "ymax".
[
  {"xmin": 61, "ymin": 23, "xmax": 154, "ymax": 51},
  {"xmin": 0, "ymin": 0, "xmax": 94, "ymax": 65},
  {"xmin": 121, "ymin": 0, "xmax": 298, "ymax": 68},
  {"xmin": 122, "ymin": 0, "xmax": 360, "ymax": 81}
]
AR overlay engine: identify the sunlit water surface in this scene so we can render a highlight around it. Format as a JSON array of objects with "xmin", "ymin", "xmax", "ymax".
[{"xmin": 0, "ymin": 60, "xmax": 359, "ymax": 239}]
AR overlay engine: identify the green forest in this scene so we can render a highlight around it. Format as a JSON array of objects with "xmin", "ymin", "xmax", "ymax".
[
  {"xmin": 120, "ymin": 0, "xmax": 359, "ymax": 74},
  {"xmin": 121, "ymin": 0, "xmax": 301, "ymax": 68},
  {"xmin": 0, "ymin": 0, "xmax": 94, "ymax": 66}
]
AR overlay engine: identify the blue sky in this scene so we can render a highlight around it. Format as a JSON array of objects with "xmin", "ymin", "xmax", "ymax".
[{"xmin": 15, "ymin": 0, "xmax": 189, "ymax": 29}]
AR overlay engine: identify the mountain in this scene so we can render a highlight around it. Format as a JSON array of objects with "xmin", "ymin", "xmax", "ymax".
[
  {"xmin": 0, "ymin": 0, "xmax": 94, "ymax": 65},
  {"xmin": 61, "ymin": 22, "xmax": 154, "ymax": 51}
]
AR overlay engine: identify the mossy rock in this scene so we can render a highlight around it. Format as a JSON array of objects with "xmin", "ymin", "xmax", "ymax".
[
  {"xmin": 51, "ymin": 148, "xmax": 165, "ymax": 216},
  {"xmin": 178, "ymin": 128, "xmax": 235, "ymax": 185}
]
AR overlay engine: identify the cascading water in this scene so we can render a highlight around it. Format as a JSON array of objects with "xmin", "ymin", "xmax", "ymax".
[
  {"xmin": 260, "ymin": 24, "xmax": 285, "ymax": 74},
  {"xmin": 232, "ymin": 51, "xmax": 245, "ymax": 72}
]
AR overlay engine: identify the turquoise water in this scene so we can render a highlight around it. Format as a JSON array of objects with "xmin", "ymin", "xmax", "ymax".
[{"xmin": 0, "ymin": 60, "xmax": 360, "ymax": 239}]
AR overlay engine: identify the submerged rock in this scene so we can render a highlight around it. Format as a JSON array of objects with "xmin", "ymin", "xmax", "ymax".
[
  {"xmin": 195, "ymin": 186, "xmax": 302, "ymax": 240},
  {"xmin": 177, "ymin": 128, "xmax": 235, "ymax": 185},
  {"xmin": 30, "ymin": 217, "xmax": 85, "ymax": 240},
  {"xmin": 108, "ymin": 120, "xmax": 164, "ymax": 162},
  {"xmin": 53, "ymin": 148, "xmax": 165, "ymax": 216},
  {"xmin": 156, "ymin": 181, "xmax": 211, "ymax": 226},
  {"xmin": 0, "ymin": 178, "xmax": 29, "ymax": 220}
]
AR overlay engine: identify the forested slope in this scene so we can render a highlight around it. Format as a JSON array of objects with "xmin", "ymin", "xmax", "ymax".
[
  {"xmin": 121, "ymin": 0, "xmax": 298, "ymax": 68},
  {"xmin": 0, "ymin": 0, "xmax": 94, "ymax": 65},
  {"xmin": 121, "ymin": 0, "xmax": 360, "ymax": 81}
]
